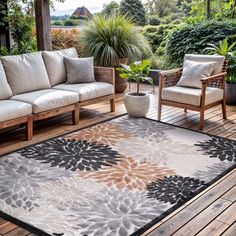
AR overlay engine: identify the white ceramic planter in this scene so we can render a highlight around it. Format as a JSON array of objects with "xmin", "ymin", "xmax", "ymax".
[{"xmin": 124, "ymin": 92, "xmax": 150, "ymax": 117}]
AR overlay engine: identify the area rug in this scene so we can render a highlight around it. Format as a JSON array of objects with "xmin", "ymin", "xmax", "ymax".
[{"xmin": 0, "ymin": 115, "xmax": 236, "ymax": 236}]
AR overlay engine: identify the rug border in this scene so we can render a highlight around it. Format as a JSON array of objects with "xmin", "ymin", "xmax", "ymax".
[{"xmin": 0, "ymin": 114, "xmax": 235, "ymax": 236}]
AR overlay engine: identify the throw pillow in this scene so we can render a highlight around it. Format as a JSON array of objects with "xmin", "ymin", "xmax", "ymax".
[
  {"xmin": 64, "ymin": 57, "xmax": 95, "ymax": 84},
  {"xmin": 177, "ymin": 60, "xmax": 216, "ymax": 88}
]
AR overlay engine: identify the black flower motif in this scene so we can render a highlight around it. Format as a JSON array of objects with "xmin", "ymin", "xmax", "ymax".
[
  {"xmin": 195, "ymin": 137, "xmax": 236, "ymax": 162},
  {"xmin": 147, "ymin": 176, "xmax": 206, "ymax": 205},
  {"xmin": 19, "ymin": 138, "xmax": 122, "ymax": 171}
]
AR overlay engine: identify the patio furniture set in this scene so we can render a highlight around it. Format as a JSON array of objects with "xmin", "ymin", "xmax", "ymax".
[{"xmin": 0, "ymin": 49, "xmax": 227, "ymax": 140}]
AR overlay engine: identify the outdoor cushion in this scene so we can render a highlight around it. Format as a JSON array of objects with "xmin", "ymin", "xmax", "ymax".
[
  {"xmin": 64, "ymin": 57, "xmax": 95, "ymax": 83},
  {"xmin": 10, "ymin": 89, "xmax": 79, "ymax": 114},
  {"xmin": 0, "ymin": 61, "xmax": 12, "ymax": 100},
  {"xmin": 177, "ymin": 60, "xmax": 216, "ymax": 89},
  {"xmin": 53, "ymin": 82, "xmax": 114, "ymax": 102},
  {"xmin": 162, "ymin": 86, "xmax": 223, "ymax": 106},
  {"xmin": 184, "ymin": 54, "xmax": 225, "ymax": 75},
  {"xmin": 43, "ymin": 48, "xmax": 78, "ymax": 86},
  {"xmin": 1, "ymin": 51, "xmax": 51, "ymax": 95},
  {"xmin": 0, "ymin": 100, "xmax": 32, "ymax": 123}
]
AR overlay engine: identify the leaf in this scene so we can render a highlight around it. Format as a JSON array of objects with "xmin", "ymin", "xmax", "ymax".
[{"xmin": 119, "ymin": 73, "xmax": 130, "ymax": 79}]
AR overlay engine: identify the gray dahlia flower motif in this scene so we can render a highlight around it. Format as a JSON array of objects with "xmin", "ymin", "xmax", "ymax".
[
  {"xmin": 67, "ymin": 187, "xmax": 169, "ymax": 236},
  {"xmin": 0, "ymin": 154, "xmax": 69, "ymax": 211},
  {"xmin": 195, "ymin": 137, "xmax": 236, "ymax": 162},
  {"xmin": 147, "ymin": 176, "xmax": 206, "ymax": 205},
  {"xmin": 18, "ymin": 138, "xmax": 122, "ymax": 171}
]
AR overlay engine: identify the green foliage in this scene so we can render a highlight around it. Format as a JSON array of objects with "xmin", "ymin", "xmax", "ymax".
[
  {"xmin": 64, "ymin": 19, "xmax": 78, "ymax": 26},
  {"xmin": 120, "ymin": 0, "xmax": 147, "ymax": 26},
  {"xmin": 117, "ymin": 60, "xmax": 153, "ymax": 95},
  {"xmin": 226, "ymin": 75, "xmax": 236, "ymax": 84},
  {"xmin": 165, "ymin": 21, "xmax": 236, "ymax": 66},
  {"xmin": 80, "ymin": 15, "xmax": 152, "ymax": 67},
  {"xmin": 102, "ymin": 1, "xmax": 120, "ymax": 17},
  {"xmin": 52, "ymin": 20, "xmax": 63, "ymax": 26},
  {"xmin": 148, "ymin": 16, "xmax": 161, "ymax": 25},
  {"xmin": 142, "ymin": 24, "xmax": 177, "ymax": 53},
  {"xmin": 205, "ymin": 38, "xmax": 236, "ymax": 58}
]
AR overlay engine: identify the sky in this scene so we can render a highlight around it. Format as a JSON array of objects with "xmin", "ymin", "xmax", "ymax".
[{"xmin": 52, "ymin": 0, "xmax": 146, "ymax": 16}]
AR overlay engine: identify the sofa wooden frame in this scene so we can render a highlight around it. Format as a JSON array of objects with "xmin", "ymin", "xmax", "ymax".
[
  {"xmin": 1, "ymin": 66, "xmax": 115, "ymax": 141},
  {"xmin": 158, "ymin": 60, "xmax": 228, "ymax": 130}
]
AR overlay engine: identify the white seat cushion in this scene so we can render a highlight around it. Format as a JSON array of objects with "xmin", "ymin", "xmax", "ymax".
[
  {"xmin": 184, "ymin": 54, "xmax": 225, "ymax": 75},
  {"xmin": 1, "ymin": 52, "xmax": 51, "ymax": 95},
  {"xmin": 43, "ymin": 48, "xmax": 78, "ymax": 86},
  {"xmin": 53, "ymin": 82, "xmax": 114, "ymax": 102},
  {"xmin": 162, "ymin": 86, "xmax": 223, "ymax": 106},
  {"xmin": 0, "ymin": 61, "xmax": 12, "ymax": 100},
  {"xmin": 10, "ymin": 89, "xmax": 79, "ymax": 114},
  {"xmin": 0, "ymin": 100, "xmax": 32, "ymax": 123}
]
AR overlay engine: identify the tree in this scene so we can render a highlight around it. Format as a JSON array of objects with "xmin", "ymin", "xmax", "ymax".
[
  {"xmin": 146, "ymin": 0, "xmax": 178, "ymax": 18},
  {"xmin": 206, "ymin": 0, "xmax": 211, "ymax": 19},
  {"xmin": 102, "ymin": 1, "xmax": 120, "ymax": 17},
  {"xmin": 120, "ymin": 0, "xmax": 146, "ymax": 26}
]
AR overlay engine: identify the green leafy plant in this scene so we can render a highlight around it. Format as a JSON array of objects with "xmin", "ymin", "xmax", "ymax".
[
  {"xmin": 205, "ymin": 38, "xmax": 236, "ymax": 57},
  {"xmin": 80, "ymin": 15, "xmax": 152, "ymax": 67},
  {"xmin": 226, "ymin": 75, "xmax": 236, "ymax": 84},
  {"xmin": 116, "ymin": 60, "xmax": 153, "ymax": 95}
]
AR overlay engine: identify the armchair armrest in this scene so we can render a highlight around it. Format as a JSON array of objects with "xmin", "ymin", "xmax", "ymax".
[
  {"xmin": 94, "ymin": 66, "xmax": 115, "ymax": 85},
  {"xmin": 201, "ymin": 72, "xmax": 227, "ymax": 89},
  {"xmin": 159, "ymin": 68, "xmax": 183, "ymax": 88}
]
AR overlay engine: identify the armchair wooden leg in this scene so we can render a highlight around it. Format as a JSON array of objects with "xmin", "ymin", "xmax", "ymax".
[
  {"xmin": 184, "ymin": 109, "xmax": 187, "ymax": 113},
  {"xmin": 72, "ymin": 104, "xmax": 80, "ymax": 125},
  {"xmin": 222, "ymin": 100, "xmax": 227, "ymax": 119},
  {"xmin": 200, "ymin": 109, "xmax": 205, "ymax": 130},
  {"xmin": 110, "ymin": 98, "xmax": 115, "ymax": 112},
  {"xmin": 25, "ymin": 115, "xmax": 33, "ymax": 141},
  {"xmin": 158, "ymin": 101, "xmax": 162, "ymax": 121}
]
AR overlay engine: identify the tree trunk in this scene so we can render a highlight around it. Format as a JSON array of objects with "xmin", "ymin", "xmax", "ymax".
[
  {"xmin": 0, "ymin": 0, "xmax": 10, "ymax": 49},
  {"xmin": 206, "ymin": 0, "xmax": 211, "ymax": 19}
]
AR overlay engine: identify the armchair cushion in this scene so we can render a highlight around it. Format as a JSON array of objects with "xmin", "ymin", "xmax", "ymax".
[
  {"xmin": 43, "ymin": 48, "xmax": 78, "ymax": 86},
  {"xmin": 162, "ymin": 86, "xmax": 223, "ymax": 106},
  {"xmin": 11, "ymin": 89, "xmax": 79, "ymax": 114},
  {"xmin": 0, "ymin": 100, "xmax": 32, "ymax": 123},
  {"xmin": 53, "ymin": 82, "xmax": 114, "ymax": 102},
  {"xmin": 184, "ymin": 54, "xmax": 225, "ymax": 75},
  {"xmin": 177, "ymin": 60, "xmax": 216, "ymax": 88},
  {"xmin": 64, "ymin": 57, "xmax": 95, "ymax": 83}
]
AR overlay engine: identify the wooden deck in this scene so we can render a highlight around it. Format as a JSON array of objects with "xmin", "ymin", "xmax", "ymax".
[{"xmin": 0, "ymin": 85, "xmax": 235, "ymax": 236}]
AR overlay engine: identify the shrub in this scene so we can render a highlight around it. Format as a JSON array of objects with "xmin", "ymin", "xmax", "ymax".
[
  {"xmin": 53, "ymin": 21, "xmax": 63, "ymax": 26},
  {"xmin": 51, "ymin": 29, "xmax": 83, "ymax": 56},
  {"xmin": 64, "ymin": 19, "xmax": 78, "ymax": 26},
  {"xmin": 120, "ymin": 0, "xmax": 146, "ymax": 26},
  {"xmin": 80, "ymin": 15, "xmax": 152, "ymax": 67},
  {"xmin": 148, "ymin": 16, "xmax": 161, "ymax": 26},
  {"xmin": 165, "ymin": 21, "xmax": 236, "ymax": 66},
  {"xmin": 142, "ymin": 24, "xmax": 177, "ymax": 52}
]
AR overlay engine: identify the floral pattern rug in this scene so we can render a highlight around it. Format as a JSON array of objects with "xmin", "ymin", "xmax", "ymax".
[{"xmin": 0, "ymin": 115, "xmax": 235, "ymax": 236}]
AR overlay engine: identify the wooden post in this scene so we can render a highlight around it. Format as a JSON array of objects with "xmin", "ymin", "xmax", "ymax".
[
  {"xmin": 35, "ymin": 0, "xmax": 52, "ymax": 51},
  {"xmin": 206, "ymin": 0, "xmax": 211, "ymax": 20},
  {"xmin": 0, "ymin": 0, "xmax": 10, "ymax": 49}
]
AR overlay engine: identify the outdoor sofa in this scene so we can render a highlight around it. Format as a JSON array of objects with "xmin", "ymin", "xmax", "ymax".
[{"xmin": 0, "ymin": 48, "xmax": 115, "ymax": 141}]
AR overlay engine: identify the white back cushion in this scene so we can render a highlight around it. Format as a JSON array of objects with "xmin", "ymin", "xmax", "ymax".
[
  {"xmin": 43, "ymin": 48, "xmax": 78, "ymax": 86},
  {"xmin": 0, "ymin": 61, "xmax": 12, "ymax": 100},
  {"xmin": 177, "ymin": 60, "xmax": 216, "ymax": 88},
  {"xmin": 184, "ymin": 54, "xmax": 225, "ymax": 75},
  {"xmin": 1, "ymin": 52, "xmax": 51, "ymax": 95}
]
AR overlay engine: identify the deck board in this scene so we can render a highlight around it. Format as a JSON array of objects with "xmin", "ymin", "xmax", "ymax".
[{"xmin": 0, "ymin": 85, "xmax": 235, "ymax": 236}]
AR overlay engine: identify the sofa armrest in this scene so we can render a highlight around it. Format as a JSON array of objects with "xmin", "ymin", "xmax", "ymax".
[
  {"xmin": 201, "ymin": 72, "xmax": 227, "ymax": 89},
  {"xmin": 94, "ymin": 66, "xmax": 115, "ymax": 86}
]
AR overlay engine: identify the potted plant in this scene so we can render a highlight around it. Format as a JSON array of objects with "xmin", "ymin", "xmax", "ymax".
[
  {"xmin": 205, "ymin": 38, "xmax": 236, "ymax": 105},
  {"xmin": 117, "ymin": 60, "xmax": 153, "ymax": 117},
  {"xmin": 80, "ymin": 15, "xmax": 152, "ymax": 93},
  {"xmin": 225, "ymin": 75, "xmax": 236, "ymax": 105}
]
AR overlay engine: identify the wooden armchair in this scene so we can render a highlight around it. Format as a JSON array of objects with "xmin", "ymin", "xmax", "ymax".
[{"xmin": 158, "ymin": 55, "xmax": 228, "ymax": 130}]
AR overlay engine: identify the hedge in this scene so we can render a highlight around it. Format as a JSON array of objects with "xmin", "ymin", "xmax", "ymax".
[{"xmin": 165, "ymin": 21, "xmax": 236, "ymax": 66}]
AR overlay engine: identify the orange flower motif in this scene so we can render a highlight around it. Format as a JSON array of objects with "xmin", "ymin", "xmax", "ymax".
[
  {"xmin": 65, "ymin": 123, "xmax": 130, "ymax": 146},
  {"xmin": 79, "ymin": 157, "xmax": 176, "ymax": 191}
]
